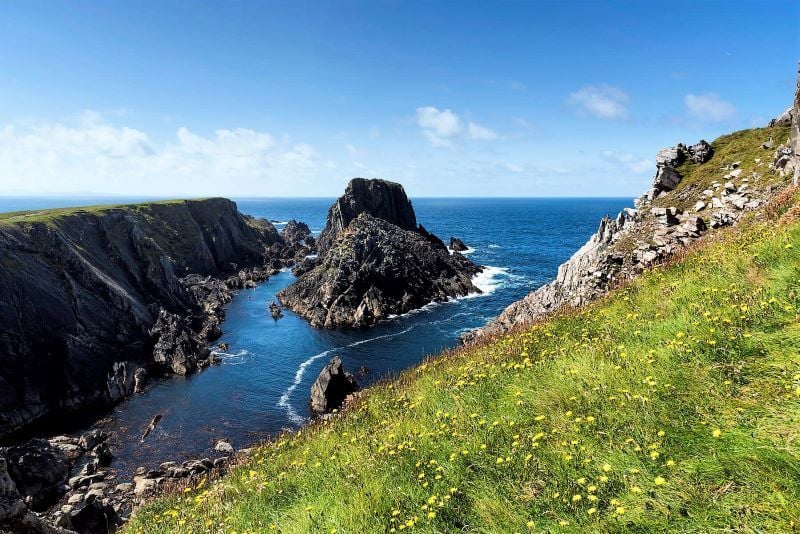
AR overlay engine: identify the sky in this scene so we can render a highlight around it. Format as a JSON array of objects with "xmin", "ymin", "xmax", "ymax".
[{"xmin": 0, "ymin": 0, "xmax": 798, "ymax": 198}]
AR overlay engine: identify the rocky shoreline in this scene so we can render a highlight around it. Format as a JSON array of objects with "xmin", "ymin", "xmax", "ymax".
[
  {"xmin": 464, "ymin": 87, "xmax": 799, "ymax": 342},
  {"xmin": 0, "ymin": 199, "xmax": 318, "ymax": 533}
]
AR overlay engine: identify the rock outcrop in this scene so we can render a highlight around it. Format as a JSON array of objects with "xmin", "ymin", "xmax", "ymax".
[
  {"xmin": 278, "ymin": 179, "xmax": 482, "ymax": 328},
  {"xmin": 465, "ymin": 112, "xmax": 797, "ymax": 343},
  {"xmin": 0, "ymin": 198, "xmax": 283, "ymax": 439},
  {"xmin": 449, "ymin": 237, "xmax": 469, "ymax": 252},
  {"xmin": 315, "ymin": 178, "xmax": 418, "ymax": 256},
  {"xmin": 309, "ymin": 356, "xmax": 359, "ymax": 414}
]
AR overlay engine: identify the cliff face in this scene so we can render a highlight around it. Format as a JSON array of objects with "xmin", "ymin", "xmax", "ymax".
[
  {"xmin": 0, "ymin": 198, "xmax": 279, "ymax": 438},
  {"xmin": 466, "ymin": 117, "xmax": 797, "ymax": 343},
  {"xmin": 315, "ymin": 178, "xmax": 419, "ymax": 256},
  {"xmin": 279, "ymin": 178, "xmax": 481, "ymax": 328}
]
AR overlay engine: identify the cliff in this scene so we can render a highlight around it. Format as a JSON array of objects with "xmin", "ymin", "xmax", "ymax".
[
  {"xmin": 0, "ymin": 198, "xmax": 280, "ymax": 438},
  {"xmin": 315, "ymin": 178, "xmax": 419, "ymax": 256},
  {"xmin": 278, "ymin": 178, "xmax": 481, "ymax": 328},
  {"xmin": 465, "ymin": 114, "xmax": 797, "ymax": 342}
]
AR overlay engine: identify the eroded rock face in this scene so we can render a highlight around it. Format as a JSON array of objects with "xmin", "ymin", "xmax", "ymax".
[
  {"xmin": 279, "ymin": 214, "xmax": 481, "ymax": 327},
  {"xmin": 1, "ymin": 440, "xmax": 69, "ymax": 510},
  {"xmin": 282, "ymin": 220, "xmax": 314, "ymax": 247},
  {"xmin": 310, "ymin": 356, "xmax": 358, "ymax": 414},
  {"xmin": 316, "ymin": 178, "xmax": 419, "ymax": 256},
  {"xmin": 0, "ymin": 198, "xmax": 281, "ymax": 439},
  {"xmin": 464, "ymin": 124, "xmax": 785, "ymax": 344},
  {"xmin": 279, "ymin": 178, "xmax": 481, "ymax": 328}
]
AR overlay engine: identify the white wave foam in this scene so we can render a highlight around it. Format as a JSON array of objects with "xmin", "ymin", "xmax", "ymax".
[
  {"xmin": 462, "ymin": 266, "xmax": 511, "ymax": 298},
  {"xmin": 277, "ymin": 327, "xmax": 413, "ymax": 424},
  {"xmin": 449, "ymin": 246, "xmax": 476, "ymax": 255},
  {"xmin": 488, "ymin": 244, "xmax": 501, "ymax": 248},
  {"xmin": 212, "ymin": 349, "xmax": 251, "ymax": 365}
]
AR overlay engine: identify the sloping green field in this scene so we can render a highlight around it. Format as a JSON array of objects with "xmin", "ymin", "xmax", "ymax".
[{"xmin": 127, "ymin": 189, "xmax": 800, "ymax": 533}]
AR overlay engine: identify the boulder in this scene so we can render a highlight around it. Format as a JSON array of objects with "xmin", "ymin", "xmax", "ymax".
[
  {"xmin": 310, "ymin": 356, "xmax": 359, "ymax": 414},
  {"xmin": 688, "ymin": 140, "xmax": 713, "ymax": 164},
  {"xmin": 66, "ymin": 497, "xmax": 120, "ymax": 534},
  {"xmin": 1, "ymin": 439, "xmax": 69, "ymax": 510},
  {"xmin": 653, "ymin": 166, "xmax": 682, "ymax": 192},
  {"xmin": 214, "ymin": 440, "xmax": 234, "ymax": 455},
  {"xmin": 768, "ymin": 106, "xmax": 793, "ymax": 127}
]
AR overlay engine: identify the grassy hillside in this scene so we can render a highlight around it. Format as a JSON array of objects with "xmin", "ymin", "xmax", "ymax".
[
  {"xmin": 0, "ymin": 198, "xmax": 210, "ymax": 224},
  {"xmin": 126, "ymin": 188, "xmax": 800, "ymax": 533},
  {"xmin": 653, "ymin": 123, "xmax": 790, "ymax": 211}
]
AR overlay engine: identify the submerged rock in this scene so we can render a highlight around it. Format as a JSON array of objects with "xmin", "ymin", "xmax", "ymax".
[{"xmin": 310, "ymin": 356, "xmax": 359, "ymax": 414}]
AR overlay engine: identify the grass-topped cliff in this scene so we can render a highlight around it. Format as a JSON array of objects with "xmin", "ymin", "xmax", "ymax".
[{"xmin": 126, "ymin": 184, "xmax": 800, "ymax": 531}]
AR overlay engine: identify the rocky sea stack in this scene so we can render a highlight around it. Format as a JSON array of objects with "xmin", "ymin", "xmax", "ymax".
[{"xmin": 278, "ymin": 178, "xmax": 482, "ymax": 327}]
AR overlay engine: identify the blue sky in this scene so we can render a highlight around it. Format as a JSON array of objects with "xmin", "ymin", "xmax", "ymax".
[{"xmin": 0, "ymin": 0, "xmax": 797, "ymax": 197}]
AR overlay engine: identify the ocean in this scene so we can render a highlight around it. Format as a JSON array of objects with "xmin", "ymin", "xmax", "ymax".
[{"xmin": 0, "ymin": 196, "xmax": 630, "ymax": 476}]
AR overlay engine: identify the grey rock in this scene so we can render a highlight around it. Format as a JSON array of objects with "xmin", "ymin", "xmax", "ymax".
[
  {"xmin": 310, "ymin": 356, "xmax": 359, "ymax": 415},
  {"xmin": 214, "ymin": 440, "xmax": 234, "ymax": 455},
  {"xmin": 0, "ymin": 198, "xmax": 282, "ymax": 439},
  {"xmin": 688, "ymin": 140, "xmax": 713, "ymax": 164}
]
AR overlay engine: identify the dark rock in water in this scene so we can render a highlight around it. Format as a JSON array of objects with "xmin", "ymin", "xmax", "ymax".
[
  {"xmin": 310, "ymin": 356, "xmax": 358, "ymax": 414},
  {"xmin": 316, "ymin": 178, "xmax": 419, "ymax": 256},
  {"xmin": 140, "ymin": 414, "xmax": 163, "ymax": 443},
  {"xmin": 282, "ymin": 220, "xmax": 315, "ymax": 248},
  {"xmin": 449, "ymin": 237, "xmax": 469, "ymax": 252},
  {"xmin": 268, "ymin": 301, "xmax": 283, "ymax": 320},
  {"xmin": 1, "ymin": 439, "xmax": 69, "ymax": 510},
  {"xmin": 279, "ymin": 178, "xmax": 482, "ymax": 327},
  {"xmin": 150, "ymin": 309, "xmax": 210, "ymax": 376},
  {"xmin": 278, "ymin": 214, "xmax": 481, "ymax": 328}
]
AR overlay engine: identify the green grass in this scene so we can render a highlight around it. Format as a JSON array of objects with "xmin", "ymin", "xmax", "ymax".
[
  {"xmin": 125, "ymin": 188, "xmax": 800, "ymax": 533},
  {"xmin": 0, "ymin": 198, "xmax": 215, "ymax": 225},
  {"xmin": 653, "ymin": 124, "xmax": 791, "ymax": 211}
]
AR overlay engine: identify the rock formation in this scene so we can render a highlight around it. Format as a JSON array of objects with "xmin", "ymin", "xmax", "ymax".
[
  {"xmin": 0, "ymin": 198, "xmax": 285, "ymax": 439},
  {"xmin": 315, "ymin": 178, "xmax": 418, "ymax": 256},
  {"xmin": 278, "ymin": 179, "xmax": 482, "ymax": 328},
  {"xmin": 449, "ymin": 237, "xmax": 469, "ymax": 252},
  {"xmin": 464, "ymin": 105, "xmax": 798, "ymax": 343},
  {"xmin": 309, "ymin": 356, "xmax": 358, "ymax": 414}
]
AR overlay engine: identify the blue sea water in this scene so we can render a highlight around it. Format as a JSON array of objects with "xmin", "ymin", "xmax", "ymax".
[{"xmin": 0, "ymin": 196, "xmax": 630, "ymax": 476}]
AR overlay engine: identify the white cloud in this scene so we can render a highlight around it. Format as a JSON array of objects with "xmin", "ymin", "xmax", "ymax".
[
  {"xmin": 504, "ymin": 163, "xmax": 524, "ymax": 173},
  {"xmin": 684, "ymin": 93, "xmax": 737, "ymax": 123},
  {"xmin": 568, "ymin": 84, "xmax": 630, "ymax": 120},
  {"xmin": 0, "ymin": 111, "xmax": 320, "ymax": 195},
  {"xmin": 416, "ymin": 106, "xmax": 497, "ymax": 147},
  {"xmin": 601, "ymin": 150, "xmax": 652, "ymax": 174},
  {"xmin": 467, "ymin": 122, "xmax": 498, "ymax": 140}
]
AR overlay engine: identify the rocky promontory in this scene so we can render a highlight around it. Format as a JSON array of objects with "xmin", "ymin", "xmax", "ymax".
[
  {"xmin": 278, "ymin": 178, "xmax": 482, "ymax": 328},
  {"xmin": 0, "ymin": 198, "xmax": 293, "ymax": 439},
  {"xmin": 465, "ymin": 83, "xmax": 799, "ymax": 343}
]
